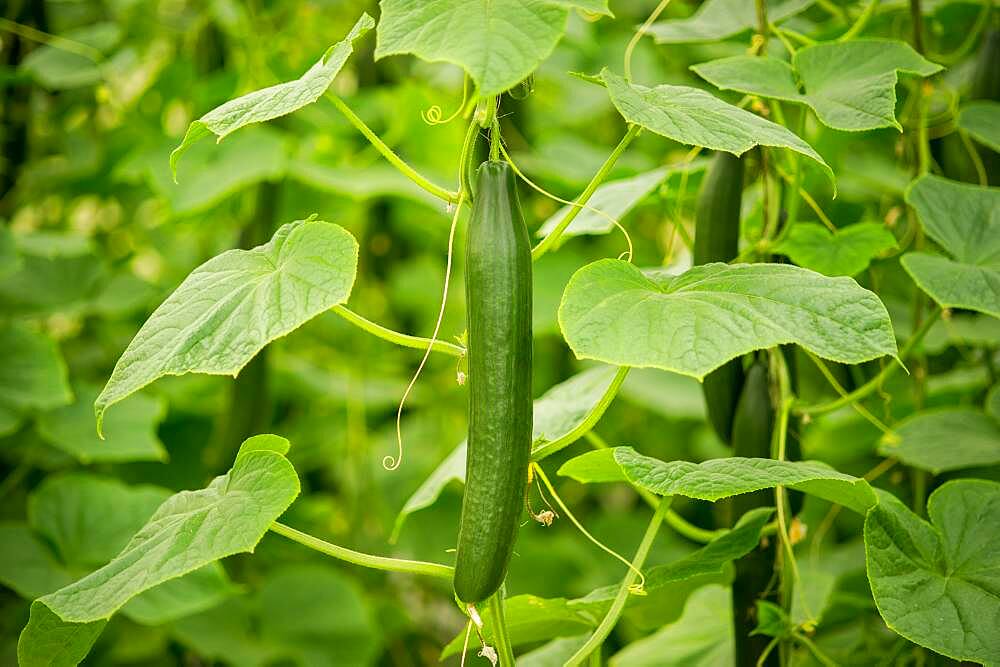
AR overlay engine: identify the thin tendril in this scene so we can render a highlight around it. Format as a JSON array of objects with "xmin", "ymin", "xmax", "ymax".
[
  {"xmin": 623, "ymin": 0, "xmax": 673, "ymax": 82},
  {"xmin": 386, "ymin": 194, "xmax": 466, "ymax": 470},
  {"xmin": 497, "ymin": 141, "xmax": 634, "ymax": 262},
  {"xmin": 532, "ymin": 463, "xmax": 647, "ymax": 594},
  {"xmin": 422, "ymin": 76, "xmax": 469, "ymax": 125},
  {"xmin": 460, "ymin": 621, "xmax": 472, "ymax": 667}
]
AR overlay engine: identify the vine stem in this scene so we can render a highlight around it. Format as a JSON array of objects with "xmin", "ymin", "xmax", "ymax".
[
  {"xmin": 564, "ymin": 497, "xmax": 670, "ymax": 667},
  {"xmin": 838, "ymin": 0, "xmax": 881, "ymax": 41},
  {"xmin": 795, "ymin": 307, "xmax": 941, "ymax": 416},
  {"xmin": 0, "ymin": 17, "xmax": 104, "ymax": 63},
  {"xmin": 584, "ymin": 431, "xmax": 723, "ymax": 543},
  {"xmin": 531, "ymin": 367, "xmax": 630, "ymax": 460},
  {"xmin": 326, "ymin": 93, "xmax": 460, "ymax": 204},
  {"xmin": 332, "ymin": 305, "xmax": 465, "ymax": 357},
  {"xmin": 269, "ymin": 522, "xmax": 453, "ymax": 579},
  {"xmin": 488, "ymin": 592, "xmax": 515, "ymax": 666},
  {"xmin": 531, "ymin": 124, "xmax": 641, "ymax": 261}
]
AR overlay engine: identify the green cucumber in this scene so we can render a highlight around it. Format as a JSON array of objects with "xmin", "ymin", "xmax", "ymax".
[
  {"xmin": 453, "ymin": 160, "xmax": 533, "ymax": 605},
  {"xmin": 694, "ymin": 152, "xmax": 746, "ymax": 444}
]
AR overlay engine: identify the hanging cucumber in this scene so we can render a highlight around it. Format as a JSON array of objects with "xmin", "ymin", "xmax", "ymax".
[
  {"xmin": 453, "ymin": 160, "xmax": 533, "ymax": 605},
  {"xmin": 694, "ymin": 152, "xmax": 746, "ymax": 444},
  {"xmin": 729, "ymin": 356, "xmax": 779, "ymax": 667}
]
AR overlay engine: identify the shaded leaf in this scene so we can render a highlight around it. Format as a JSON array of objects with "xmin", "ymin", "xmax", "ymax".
[
  {"xmin": 647, "ymin": 0, "xmax": 813, "ymax": 44},
  {"xmin": 693, "ymin": 40, "xmax": 941, "ymax": 131},
  {"xmin": 171, "ymin": 13, "xmax": 374, "ymax": 178},
  {"xmin": 865, "ymin": 481, "xmax": 1000, "ymax": 664},
  {"xmin": 878, "ymin": 408, "xmax": 1000, "ymax": 473},
  {"xmin": 600, "ymin": 70, "xmax": 834, "ymax": 186},
  {"xmin": 95, "ymin": 220, "xmax": 359, "ymax": 430},
  {"xmin": 0, "ymin": 323, "xmax": 71, "ymax": 413},
  {"xmin": 560, "ymin": 447, "xmax": 877, "ymax": 514},
  {"xmin": 773, "ymin": 222, "xmax": 897, "ymax": 276},
  {"xmin": 17, "ymin": 603, "xmax": 106, "ymax": 667},
  {"xmin": 902, "ymin": 175, "xmax": 1000, "ymax": 317},
  {"xmin": 958, "ymin": 101, "xmax": 1000, "ymax": 152},
  {"xmin": 19, "ymin": 23, "xmax": 120, "ymax": 89},
  {"xmin": 558, "ymin": 260, "xmax": 896, "ymax": 380}
]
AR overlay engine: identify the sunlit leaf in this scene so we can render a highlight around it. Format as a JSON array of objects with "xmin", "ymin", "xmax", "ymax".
[
  {"xmin": 865, "ymin": 481, "xmax": 1000, "ymax": 664},
  {"xmin": 95, "ymin": 220, "xmax": 359, "ymax": 431},
  {"xmin": 600, "ymin": 70, "xmax": 834, "ymax": 186},
  {"xmin": 693, "ymin": 40, "xmax": 941, "ymax": 131},
  {"xmin": 558, "ymin": 260, "xmax": 896, "ymax": 379},
  {"xmin": 647, "ymin": 0, "xmax": 813, "ymax": 44},
  {"xmin": 773, "ymin": 222, "xmax": 897, "ymax": 276}
]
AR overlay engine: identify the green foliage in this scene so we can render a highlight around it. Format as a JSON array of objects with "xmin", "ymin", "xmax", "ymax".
[{"xmin": 773, "ymin": 222, "xmax": 897, "ymax": 276}]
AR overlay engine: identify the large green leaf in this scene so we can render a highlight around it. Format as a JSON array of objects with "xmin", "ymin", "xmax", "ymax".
[
  {"xmin": 95, "ymin": 220, "xmax": 359, "ymax": 431},
  {"xmin": 558, "ymin": 260, "xmax": 896, "ymax": 380},
  {"xmin": 38, "ymin": 384, "xmax": 167, "ymax": 463},
  {"xmin": 35, "ymin": 436, "xmax": 297, "ymax": 622},
  {"xmin": 170, "ymin": 13, "xmax": 374, "ymax": 178},
  {"xmin": 958, "ymin": 101, "xmax": 1000, "ymax": 152},
  {"xmin": 902, "ymin": 175, "xmax": 1000, "ymax": 317},
  {"xmin": 443, "ymin": 509, "xmax": 770, "ymax": 658},
  {"xmin": 773, "ymin": 222, "xmax": 897, "ymax": 276},
  {"xmin": 878, "ymin": 409, "xmax": 1000, "ymax": 473},
  {"xmin": 0, "ymin": 323, "xmax": 72, "ymax": 413},
  {"xmin": 647, "ymin": 0, "xmax": 813, "ymax": 44},
  {"xmin": 692, "ymin": 40, "xmax": 941, "ymax": 132},
  {"xmin": 17, "ymin": 604, "xmax": 106, "ymax": 667},
  {"xmin": 560, "ymin": 447, "xmax": 877, "ymax": 514},
  {"xmin": 375, "ymin": 1, "xmax": 608, "ymax": 98},
  {"xmin": 391, "ymin": 366, "xmax": 621, "ymax": 538},
  {"xmin": 600, "ymin": 70, "xmax": 833, "ymax": 186},
  {"xmin": 865, "ymin": 481, "xmax": 1000, "ymax": 663},
  {"xmin": 610, "ymin": 585, "xmax": 732, "ymax": 666},
  {"xmin": 536, "ymin": 161, "xmax": 708, "ymax": 240}
]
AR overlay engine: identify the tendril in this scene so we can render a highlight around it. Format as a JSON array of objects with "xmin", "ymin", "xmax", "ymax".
[
  {"xmin": 496, "ymin": 141, "xmax": 634, "ymax": 263},
  {"xmin": 421, "ymin": 76, "xmax": 469, "ymax": 126}
]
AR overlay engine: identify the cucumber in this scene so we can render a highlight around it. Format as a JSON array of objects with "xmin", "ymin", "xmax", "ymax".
[
  {"xmin": 694, "ymin": 152, "xmax": 746, "ymax": 443},
  {"xmin": 729, "ymin": 356, "xmax": 779, "ymax": 667},
  {"xmin": 453, "ymin": 160, "xmax": 533, "ymax": 604}
]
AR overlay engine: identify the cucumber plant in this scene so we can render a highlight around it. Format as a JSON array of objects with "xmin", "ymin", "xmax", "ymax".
[{"xmin": 1, "ymin": 2, "xmax": 999, "ymax": 667}]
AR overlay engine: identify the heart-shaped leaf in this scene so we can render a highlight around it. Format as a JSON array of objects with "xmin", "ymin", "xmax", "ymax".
[
  {"xmin": 773, "ymin": 222, "xmax": 897, "ymax": 276},
  {"xmin": 558, "ymin": 260, "xmax": 896, "ymax": 380},
  {"xmin": 95, "ymin": 219, "xmax": 359, "ymax": 431},
  {"xmin": 865, "ymin": 481, "xmax": 1000, "ymax": 664}
]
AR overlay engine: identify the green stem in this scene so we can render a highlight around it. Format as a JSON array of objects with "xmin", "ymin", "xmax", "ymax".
[
  {"xmin": 269, "ymin": 522, "xmax": 453, "ymax": 579},
  {"xmin": 531, "ymin": 125, "xmax": 640, "ymax": 261},
  {"xmin": 531, "ymin": 367, "xmax": 630, "ymax": 460},
  {"xmin": 910, "ymin": 0, "xmax": 925, "ymax": 54},
  {"xmin": 584, "ymin": 431, "xmax": 722, "ymax": 543},
  {"xmin": 838, "ymin": 0, "xmax": 880, "ymax": 41},
  {"xmin": 327, "ymin": 94, "xmax": 459, "ymax": 204},
  {"xmin": 489, "ymin": 592, "xmax": 515, "ymax": 666},
  {"xmin": 332, "ymin": 304, "xmax": 465, "ymax": 357},
  {"xmin": 795, "ymin": 308, "xmax": 941, "ymax": 416},
  {"xmin": 0, "ymin": 17, "xmax": 104, "ymax": 63},
  {"xmin": 564, "ymin": 498, "xmax": 670, "ymax": 667},
  {"xmin": 756, "ymin": 0, "xmax": 769, "ymax": 49}
]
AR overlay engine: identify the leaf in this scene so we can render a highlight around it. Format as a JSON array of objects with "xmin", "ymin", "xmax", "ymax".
[
  {"xmin": 647, "ymin": 0, "xmax": 813, "ymax": 44},
  {"xmin": 609, "ymin": 585, "xmax": 732, "ymax": 666},
  {"xmin": 391, "ymin": 366, "xmax": 621, "ymax": 537},
  {"xmin": 558, "ymin": 260, "xmax": 896, "ymax": 380},
  {"xmin": 921, "ymin": 312, "xmax": 1000, "ymax": 354},
  {"xmin": 35, "ymin": 436, "xmax": 299, "ymax": 623},
  {"xmin": 375, "ymin": 0, "xmax": 607, "ymax": 98},
  {"xmin": 38, "ymin": 384, "xmax": 167, "ymax": 463},
  {"xmin": 17, "ymin": 603, "xmax": 106, "ymax": 667},
  {"xmin": 0, "ymin": 523, "xmax": 74, "ymax": 599},
  {"xmin": 520, "ymin": 636, "xmax": 590, "ymax": 667},
  {"xmin": 988, "ymin": 385, "xmax": 1000, "ymax": 422},
  {"xmin": 752, "ymin": 601, "xmax": 793, "ymax": 638},
  {"xmin": 600, "ymin": 69, "xmax": 834, "ymax": 187},
  {"xmin": 902, "ymin": 175, "xmax": 1000, "ymax": 317},
  {"xmin": 536, "ymin": 161, "xmax": 709, "ymax": 240},
  {"xmin": 692, "ymin": 40, "xmax": 941, "ymax": 132},
  {"xmin": 0, "ymin": 323, "xmax": 72, "ymax": 413},
  {"xmin": 958, "ymin": 101, "xmax": 1000, "ymax": 152},
  {"xmin": 95, "ymin": 220, "xmax": 359, "ymax": 431},
  {"xmin": 170, "ymin": 13, "xmax": 374, "ymax": 178},
  {"xmin": 878, "ymin": 409, "xmax": 1000, "ymax": 473},
  {"xmin": 773, "ymin": 222, "xmax": 897, "ymax": 276},
  {"xmin": 19, "ymin": 23, "xmax": 120, "ymax": 89},
  {"xmin": 443, "ymin": 508, "xmax": 770, "ymax": 657},
  {"xmin": 289, "ymin": 159, "xmax": 439, "ymax": 205},
  {"xmin": 0, "ymin": 231, "xmax": 106, "ymax": 315},
  {"xmin": 0, "ymin": 225, "xmax": 20, "ymax": 279},
  {"xmin": 560, "ymin": 447, "xmax": 877, "ymax": 514},
  {"xmin": 865, "ymin": 481, "xmax": 1000, "ymax": 664}
]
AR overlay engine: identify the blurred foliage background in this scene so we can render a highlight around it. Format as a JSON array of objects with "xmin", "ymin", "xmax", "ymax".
[{"xmin": 0, "ymin": 0, "xmax": 996, "ymax": 665}]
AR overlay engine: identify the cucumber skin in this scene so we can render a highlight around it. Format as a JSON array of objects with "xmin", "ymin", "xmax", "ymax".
[
  {"xmin": 453, "ymin": 161, "xmax": 533, "ymax": 604},
  {"xmin": 695, "ymin": 152, "xmax": 746, "ymax": 444}
]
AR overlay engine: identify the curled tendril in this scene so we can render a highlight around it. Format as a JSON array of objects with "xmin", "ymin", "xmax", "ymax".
[{"xmin": 421, "ymin": 76, "xmax": 468, "ymax": 126}]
